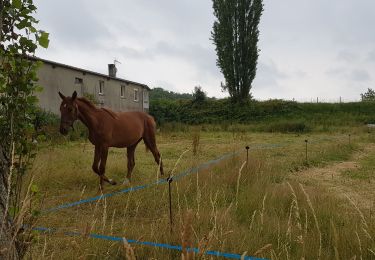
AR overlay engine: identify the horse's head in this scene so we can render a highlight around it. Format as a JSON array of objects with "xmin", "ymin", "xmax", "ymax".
[{"xmin": 58, "ymin": 91, "xmax": 78, "ymax": 135}]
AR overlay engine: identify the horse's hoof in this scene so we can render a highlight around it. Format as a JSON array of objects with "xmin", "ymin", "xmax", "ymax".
[
  {"xmin": 109, "ymin": 179, "xmax": 117, "ymax": 185},
  {"xmin": 123, "ymin": 178, "xmax": 131, "ymax": 185}
]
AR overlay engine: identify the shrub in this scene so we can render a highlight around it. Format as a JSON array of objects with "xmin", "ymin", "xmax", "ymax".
[{"xmin": 262, "ymin": 120, "xmax": 309, "ymax": 133}]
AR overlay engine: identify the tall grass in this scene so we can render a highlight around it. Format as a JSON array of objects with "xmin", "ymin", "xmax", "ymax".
[{"xmin": 26, "ymin": 130, "xmax": 375, "ymax": 259}]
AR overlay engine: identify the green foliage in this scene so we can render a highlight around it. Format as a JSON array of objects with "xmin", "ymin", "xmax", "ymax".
[
  {"xmin": 83, "ymin": 92, "xmax": 99, "ymax": 104},
  {"xmin": 0, "ymin": 0, "xmax": 49, "ymax": 153},
  {"xmin": 192, "ymin": 85, "xmax": 206, "ymax": 104},
  {"xmin": 33, "ymin": 109, "xmax": 90, "ymax": 144},
  {"xmin": 150, "ymin": 98, "xmax": 300, "ymax": 125},
  {"xmin": 0, "ymin": 0, "xmax": 48, "ymax": 256},
  {"xmin": 361, "ymin": 88, "xmax": 375, "ymax": 101},
  {"xmin": 149, "ymin": 91, "xmax": 375, "ymax": 131},
  {"xmin": 150, "ymin": 87, "xmax": 193, "ymax": 101},
  {"xmin": 212, "ymin": 0, "xmax": 264, "ymax": 103},
  {"xmin": 261, "ymin": 120, "xmax": 308, "ymax": 133},
  {"xmin": 30, "ymin": 184, "xmax": 39, "ymax": 194},
  {"xmin": 34, "ymin": 109, "xmax": 59, "ymax": 130},
  {"xmin": 37, "ymin": 31, "xmax": 49, "ymax": 48},
  {"xmin": 33, "ymin": 109, "xmax": 61, "ymax": 141}
]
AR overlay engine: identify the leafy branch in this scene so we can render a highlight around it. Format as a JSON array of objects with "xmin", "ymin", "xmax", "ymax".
[{"xmin": 0, "ymin": 0, "xmax": 49, "ymax": 258}]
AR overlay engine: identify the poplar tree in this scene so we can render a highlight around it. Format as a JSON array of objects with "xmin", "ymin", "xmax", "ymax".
[{"xmin": 212, "ymin": 0, "xmax": 263, "ymax": 103}]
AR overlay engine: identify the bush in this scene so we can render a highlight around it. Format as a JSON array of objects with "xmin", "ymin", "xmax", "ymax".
[
  {"xmin": 261, "ymin": 120, "xmax": 309, "ymax": 133},
  {"xmin": 33, "ymin": 109, "xmax": 88, "ymax": 142},
  {"xmin": 34, "ymin": 109, "xmax": 59, "ymax": 130},
  {"xmin": 149, "ymin": 97, "xmax": 375, "ymax": 130}
]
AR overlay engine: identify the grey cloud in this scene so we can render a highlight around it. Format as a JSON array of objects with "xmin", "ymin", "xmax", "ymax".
[
  {"xmin": 336, "ymin": 50, "xmax": 360, "ymax": 63},
  {"xmin": 254, "ymin": 60, "xmax": 288, "ymax": 87},
  {"xmin": 326, "ymin": 67, "xmax": 346, "ymax": 76},
  {"xmin": 33, "ymin": 0, "xmax": 375, "ymax": 101},
  {"xmin": 154, "ymin": 80, "xmax": 179, "ymax": 92},
  {"xmin": 35, "ymin": 0, "xmax": 111, "ymax": 48},
  {"xmin": 153, "ymin": 41, "xmax": 219, "ymax": 78},
  {"xmin": 294, "ymin": 70, "xmax": 307, "ymax": 78},
  {"xmin": 326, "ymin": 67, "xmax": 371, "ymax": 82},
  {"xmin": 115, "ymin": 41, "xmax": 220, "ymax": 80},
  {"xmin": 116, "ymin": 46, "xmax": 152, "ymax": 60},
  {"xmin": 366, "ymin": 50, "xmax": 375, "ymax": 62},
  {"xmin": 350, "ymin": 69, "xmax": 371, "ymax": 82},
  {"xmin": 261, "ymin": 0, "xmax": 375, "ymax": 49}
]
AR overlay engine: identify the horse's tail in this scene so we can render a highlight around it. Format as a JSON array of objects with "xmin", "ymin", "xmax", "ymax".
[{"xmin": 143, "ymin": 114, "xmax": 157, "ymax": 153}]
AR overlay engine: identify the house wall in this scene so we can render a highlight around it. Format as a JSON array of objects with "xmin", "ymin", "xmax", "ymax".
[{"xmin": 35, "ymin": 62, "xmax": 149, "ymax": 114}]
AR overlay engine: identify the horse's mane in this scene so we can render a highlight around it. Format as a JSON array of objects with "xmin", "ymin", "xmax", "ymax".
[
  {"xmin": 101, "ymin": 107, "xmax": 118, "ymax": 119},
  {"xmin": 77, "ymin": 97, "xmax": 118, "ymax": 119},
  {"xmin": 77, "ymin": 97, "xmax": 98, "ymax": 110}
]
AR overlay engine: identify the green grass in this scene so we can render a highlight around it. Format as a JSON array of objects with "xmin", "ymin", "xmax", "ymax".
[
  {"xmin": 25, "ymin": 130, "xmax": 375, "ymax": 259},
  {"xmin": 342, "ymin": 148, "xmax": 375, "ymax": 180}
]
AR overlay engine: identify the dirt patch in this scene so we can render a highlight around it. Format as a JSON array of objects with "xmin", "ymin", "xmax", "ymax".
[{"xmin": 293, "ymin": 144, "xmax": 375, "ymax": 210}]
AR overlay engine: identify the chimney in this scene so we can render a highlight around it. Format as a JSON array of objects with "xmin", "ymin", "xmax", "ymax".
[{"xmin": 108, "ymin": 64, "xmax": 117, "ymax": 77}]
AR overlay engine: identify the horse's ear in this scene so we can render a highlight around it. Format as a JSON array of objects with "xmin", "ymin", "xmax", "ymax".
[
  {"xmin": 58, "ymin": 91, "xmax": 66, "ymax": 100},
  {"xmin": 72, "ymin": 91, "xmax": 77, "ymax": 101}
]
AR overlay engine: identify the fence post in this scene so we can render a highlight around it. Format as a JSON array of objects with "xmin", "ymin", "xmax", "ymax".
[
  {"xmin": 246, "ymin": 146, "xmax": 249, "ymax": 167},
  {"xmin": 167, "ymin": 175, "xmax": 173, "ymax": 233},
  {"xmin": 305, "ymin": 139, "xmax": 308, "ymax": 163}
]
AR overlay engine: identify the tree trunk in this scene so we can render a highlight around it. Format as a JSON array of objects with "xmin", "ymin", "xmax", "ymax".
[{"xmin": 0, "ymin": 145, "xmax": 19, "ymax": 260}]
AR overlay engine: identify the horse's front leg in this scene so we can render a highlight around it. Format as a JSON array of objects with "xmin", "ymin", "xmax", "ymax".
[
  {"xmin": 98, "ymin": 146, "xmax": 116, "ymax": 192},
  {"xmin": 92, "ymin": 145, "xmax": 100, "ymax": 175}
]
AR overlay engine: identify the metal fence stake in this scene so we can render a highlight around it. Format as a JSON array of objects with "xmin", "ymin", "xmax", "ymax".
[
  {"xmin": 167, "ymin": 175, "xmax": 173, "ymax": 233},
  {"xmin": 245, "ymin": 146, "xmax": 249, "ymax": 167},
  {"xmin": 305, "ymin": 139, "xmax": 308, "ymax": 163}
]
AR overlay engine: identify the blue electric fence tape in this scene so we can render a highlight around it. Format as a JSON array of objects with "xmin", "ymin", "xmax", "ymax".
[
  {"xmin": 43, "ymin": 150, "xmax": 243, "ymax": 213},
  {"xmin": 44, "ymin": 140, "xmax": 310, "ymax": 213},
  {"xmin": 32, "ymin": 226, "xmax": 266, "ymax": 260}
]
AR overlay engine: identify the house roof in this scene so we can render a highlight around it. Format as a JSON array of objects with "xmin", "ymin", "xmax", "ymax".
[{"xmin": 29, "ymin": 56, "xmax": 150, "ymax": 90}]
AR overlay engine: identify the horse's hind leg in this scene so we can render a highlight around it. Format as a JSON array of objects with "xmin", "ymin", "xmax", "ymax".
[
  {"xmin": 124, "ymin": 145, "xmax": 136, "ymax": 184},
  {"xmin": 144, "ymin": 137, "xmax": 164, "ymax": 176}
]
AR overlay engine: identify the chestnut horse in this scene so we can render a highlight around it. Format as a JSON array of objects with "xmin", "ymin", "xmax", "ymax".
[{"xmin": 58, "ymin": 91, "xmax": 164, "ymax": 191}]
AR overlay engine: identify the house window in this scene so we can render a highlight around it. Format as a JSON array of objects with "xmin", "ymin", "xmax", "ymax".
[
  {"xmin": 75, "ymin": 77, "xmax": 83, "ymax": 84},
  {"xmin": 120, "ymin": 85, "xmax": 126, "ymax": 98},
  {"xmin": 99, "ymin": 80, "xmax": 104, "ymax": 95},
  {"xmin": 134, "ymin": 89, "xmax": 139, "ymax": 102},
  {"xmin": 75, "ymin": 77, "xmax": 84, "ymax": 94}
]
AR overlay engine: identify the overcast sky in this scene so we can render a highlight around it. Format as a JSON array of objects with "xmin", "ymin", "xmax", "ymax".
[{"xmin": 34, "ymin": 0, "xmax": 375, "ymax": 102}]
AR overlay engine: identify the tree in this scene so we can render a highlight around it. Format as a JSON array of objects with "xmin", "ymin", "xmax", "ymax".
[
  {"xmin": 361, "ymin": 88, "xmax": 375, "ymax": 101},
  {"xmin": 0, "ymin": 0, "xmax": 48, "ymax": 258},
  {"xmin": 192, "ymin": 86, "xmax": 206, "ymax": 104},
  {"xmin": 212, "ymin": 0, "xmax": 263, "ymax": 103},
  {"xmin": 150, "ymin": 87, "xmax": 193, "ymax": 101}
]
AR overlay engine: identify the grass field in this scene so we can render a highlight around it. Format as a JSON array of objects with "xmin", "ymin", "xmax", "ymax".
[{"xmin": 25, "ymin": 126, "xmax": 375, "ymax": 259}]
